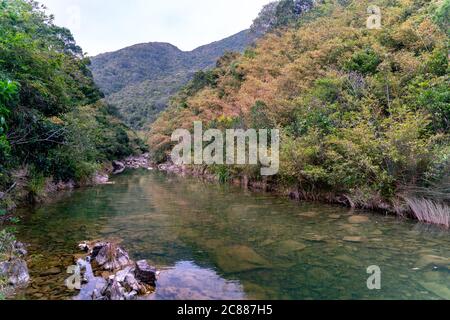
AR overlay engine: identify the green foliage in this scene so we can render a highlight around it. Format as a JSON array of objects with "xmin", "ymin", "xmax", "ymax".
[
  {"xmin": 425, "ymin": 48, "xmax": 449, "ymax": 77},
  {"xmin": 151, "ymin": 0, "xmax": 449, "ymax": 210},
  {"xmin": 0, "ymin": 228, "xmax": 16, "ymax": 261},
  {"xmin": 0, "ymin": 80, "xmax": 17, "ymax": 173},
  {"xmin": 433, "ymin": 0, "xmax": 450, "ymax": 36},
  {"xmin": 344, "ymin": 48, "xmax": 381, "ymax": 75},
  {"xmin": 90, "ymin": 30, "xmax": 258, "ymax": 129},
  {"xmin": 250, "ymin": 101, "xmax": 274, "ymax": 129},
  {"xmin": 27, "ymin": 169, "xmax": 45, "ymax": 198},
  {"xmin": 214, "ymin": 165, "xmax": 231, "ymax": 184},
  {"xmin": 0, "ymin": 0, "xmax": 141, "ymax": 189},
  {"xmin": 185, "ymin": 70, "xmax": 219, "ymax": 95},
  {"xmin": 406, "ymin": 77, "xmax": 450, "ymax": 133}
]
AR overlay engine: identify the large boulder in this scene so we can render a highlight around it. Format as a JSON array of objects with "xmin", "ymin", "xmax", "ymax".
[
  {"xmin": 91, "ymin": 242, "xmax": 132, "ymax": 271},
  {"xmin": 0, "ymin": 258, "xmax": 30, "ymax": 287}
]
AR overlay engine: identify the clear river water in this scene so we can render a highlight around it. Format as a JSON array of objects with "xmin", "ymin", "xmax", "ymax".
[{"xmin": 14, "ymin": 170, "xmax": 450, "ymax": 300}]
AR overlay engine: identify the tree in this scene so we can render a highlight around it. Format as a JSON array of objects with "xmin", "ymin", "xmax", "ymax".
[{"xmin": 0, "ymin": 0, "xmax": 140, "ymax": 188}]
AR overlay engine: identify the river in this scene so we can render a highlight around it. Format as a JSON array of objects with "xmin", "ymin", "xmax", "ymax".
[{"xmin": 15, "ymin": 169, "xmax": 450, "ymax": 300}]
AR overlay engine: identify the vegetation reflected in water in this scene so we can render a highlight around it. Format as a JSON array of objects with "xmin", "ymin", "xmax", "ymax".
[{"xmin": 16, "ymin": 170, "xmax": 450, "ymax": 300}]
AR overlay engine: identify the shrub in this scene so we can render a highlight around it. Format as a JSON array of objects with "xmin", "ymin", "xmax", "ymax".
[{"xmin": 344, "ymin": 48, "xmax": 381, "ymax": 75}]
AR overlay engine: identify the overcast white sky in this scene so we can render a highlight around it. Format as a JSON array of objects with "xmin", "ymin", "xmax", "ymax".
[{"xmin": 40, "ymin": 0, "xmax": 272, "ymax": 56}]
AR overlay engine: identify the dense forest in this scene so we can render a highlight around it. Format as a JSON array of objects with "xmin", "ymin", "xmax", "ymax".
[
  {"xmin": 0, "ymin": 0, "xmax": 144, "ymax": 211},
  {"xmin": 90, "ymin": 30, "xmax": 259, "ymax": 129},
  {"xmin": 150, "ymin": 0, "xmax": 449, "ymax": 226}
]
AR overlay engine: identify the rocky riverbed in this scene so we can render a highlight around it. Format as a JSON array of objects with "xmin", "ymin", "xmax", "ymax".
[{"xmin": 71, "ymin": 240, "xmax": 158, "ymax": 300}]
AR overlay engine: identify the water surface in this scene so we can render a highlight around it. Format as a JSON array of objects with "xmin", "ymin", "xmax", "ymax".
[{"xmin": 15, "ymin": 170, "xmax": 450, "ymax": 300}]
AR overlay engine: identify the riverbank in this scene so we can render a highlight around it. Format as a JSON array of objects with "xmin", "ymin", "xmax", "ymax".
[
  {"xmin": 0, "ymin": 154, "xmax": 153, "ymax": 217},
  {"xmin": 156, "ymin": 162, "xmax": 450, "ymax": 229},
  {"xmin": 0, "ymin": 154, "xmax": 153, "ymax": 298}
]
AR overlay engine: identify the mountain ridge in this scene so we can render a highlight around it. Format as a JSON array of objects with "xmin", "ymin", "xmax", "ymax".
[{"xmin": 90, "ymin": 29, "xmax": 259, "ymax": 128}]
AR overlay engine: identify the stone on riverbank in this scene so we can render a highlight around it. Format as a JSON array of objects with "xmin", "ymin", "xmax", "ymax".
[
  {"xmin": 0, "ymin": 258, "xmax": 30, "ymax": 287},
  {"xmin": 0, "ymin": 241, "xmax": 30, "ymax": 294}
]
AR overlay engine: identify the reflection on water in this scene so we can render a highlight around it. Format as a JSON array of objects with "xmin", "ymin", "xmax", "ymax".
[
  {"xmin": 147, "ymin": 261, "xmax": 245, "ymax": 300},
  {"xmin": 15, "ymin": 170, "xmax": 450, "ymax": 300}
]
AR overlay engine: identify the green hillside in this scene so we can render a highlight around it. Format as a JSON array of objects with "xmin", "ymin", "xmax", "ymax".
[
  {"xmin": 0, "ymin": 0, "xmax": 144, "ymax": 209},
  {"xmin": 90, "ymin": 30, "xmax": 259, "ymax": 129},
  {"xmin": 150, "ymin": 0, "xmax": 449, "ymax": 225}
]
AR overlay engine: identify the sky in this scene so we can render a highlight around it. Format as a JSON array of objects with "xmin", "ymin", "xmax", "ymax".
[{"xmin": 40, "ymin": 0, "xmax": 273, "ymax": 56}]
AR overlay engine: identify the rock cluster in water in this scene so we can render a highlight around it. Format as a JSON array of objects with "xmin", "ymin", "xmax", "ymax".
[{"xmin": 72, "ymin": 241, "xmax": 158, "ymax": 300}]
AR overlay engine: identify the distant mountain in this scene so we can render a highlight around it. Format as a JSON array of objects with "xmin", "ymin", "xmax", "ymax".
[{"xmin": 90, "ymin": 29, "xmax": 258, "ymax": 129}]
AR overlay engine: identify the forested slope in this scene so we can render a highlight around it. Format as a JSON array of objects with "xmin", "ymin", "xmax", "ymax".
[
  {"xmin": 150, "ymin": 0, "xmax": 449, "ymax": 225},
  {"xmin": 90, "ymin": 30, "xmax": 259, "ymax": 129},
  {"xmin": 0, "ymin": 0, "xmax": 144, "ymax": 209}
]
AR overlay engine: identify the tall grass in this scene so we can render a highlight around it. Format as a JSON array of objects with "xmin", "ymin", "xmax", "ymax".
[{"xmin": 405, "ymin": 197, "xmax": 450, "ymax": 228}]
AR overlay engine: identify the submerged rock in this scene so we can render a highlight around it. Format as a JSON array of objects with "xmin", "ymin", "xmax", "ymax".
[
  {"xmin": 343, "ymin": 236, "xmax": 366, "ymax": 243},
  {"xmin": 415, "ymin": 255, "xmax": 450, "ymax": 270},
  {"xmin": 348, "ymin": 215, "xmax": 370, "ymax": 224},
  {"xmin": 40, "ymin": 267, "xmax": 62, "ymax": 277},
  {"xmin": 216, "ymin": 245, "xmax": 271, "ymax": 273},
  {"xmin": 302, "ymin": 234, "xmax": 327, "ymax": 242},
  {"xmin": 298, "ymin": 212, "xmax": 319, "ymax": 218},
  {"xmin": 277, "ymin": 240, "xmax": 307, "ymax": 254},
  {"xmin": 419, "ymin": 281, "xmax": 450, "ymax": 300},
  {"xmin": 334, "ymin": 255, "xmax": 359, "ymax": 265}
]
